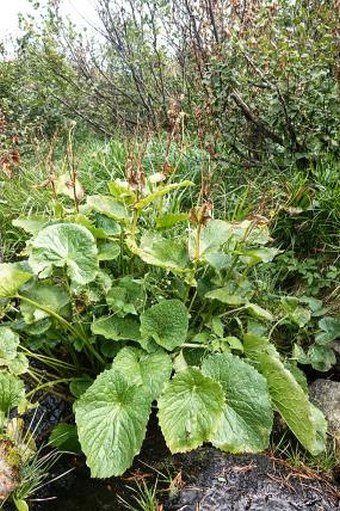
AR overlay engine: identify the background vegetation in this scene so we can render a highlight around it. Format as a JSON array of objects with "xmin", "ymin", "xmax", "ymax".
[{"xmin": 0, "ymin": 0, "xmax": 339, "ymax": 508}]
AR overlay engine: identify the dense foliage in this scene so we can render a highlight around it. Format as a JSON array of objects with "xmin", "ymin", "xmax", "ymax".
[
  {"xmin": 0, "ymin": 169, "xmax": 332, "ymax": 481},
  {"xmin": 1, "ymin": 0, "xmax": 339, "ymax": 168},
  {"xmin": 0, "ymin": 0, "xmax": 339, "ymax": 508}
]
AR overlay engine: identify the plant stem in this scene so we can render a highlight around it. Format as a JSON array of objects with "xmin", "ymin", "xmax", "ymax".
[
  {"xmin": 182, "ymin": 343, "xmax": 209, "ymax": 348},
  {"xmin": 268, "ymin": 315, "xmax": 288, "ymax": 341},
  {"xmin": 17, "ymin": 294, "xmax": 105, "ymax": 366},
  {"xmin": 26, "ymin": 377, "xmax": 75, "ymax": 398}
]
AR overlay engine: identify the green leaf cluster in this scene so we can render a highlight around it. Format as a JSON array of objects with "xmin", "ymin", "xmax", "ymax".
[{"xmin": 1, "ymin": 175, "xmax": 328, "ymax": 479}]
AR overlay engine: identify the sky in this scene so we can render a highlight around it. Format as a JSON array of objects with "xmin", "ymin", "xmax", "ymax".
[{"xmin": 0, "ymin": 0, "xmax": 98, "ymax": 43}]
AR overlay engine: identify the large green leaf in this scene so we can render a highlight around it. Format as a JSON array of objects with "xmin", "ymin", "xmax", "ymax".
[
  {"xmin": 0, "ymin": 263, "xmax": 32, "ymax": 298},
  {"xmin": 87, "ymin": 195, "xmax": 130, "ymax": 222},
  {"xmin": 158, "ymin": 367, "xmax": 224, "ymax": 452},
  {"xmin": 97, "ymin": 240, "xmax": 120, "ymax": 261},
  {"xmin": 20, "ymin": 283, "xmax": 70, "ymax": 323},
  {"xmin": 112, "ymin": 346, "xmax": 172, "ymax": 400},
  {"xmin": 74, "ymin": 369, "xmax": 151, "ymax": 477},
  {"xmin": 230, "ymin": 220, "xmax": 271, "ymax": 245},
  {"xmin": 106, "ymin": 277, "xmax": 145, "ymax": 317},
  {"xmin": 155, "ymin": 213, "xmax": 188, "ymax": 229},
  {"xmin": 0, "ymin": 371, "xmax": 26, "ymax": 415},
  {"xmin": 205, "ymin": 278, "xmax": 253, "ymax": 306},
  {"xmin": 49, "ymin": 423, "xmax": 81, "ymax": 453},
  {"xmin": 0, "ymin": 328, "xmax": 19, "ymax": 363},
  {"xmin": 29, "ymin": 223, "xmax": 98, "ymax": 285},
  {"xmin": 95, "ymin": 214, "xmax": 121, "ymax": 236},
  {"xmin": 241, "ymin": 247, "xmax": 281, "ymax": 266},
  {"xmin": 0, "ymin": 328, "xmax": 27, "ymax": 375},
  {"xmin": 128, "ymin": 233, "xmax": 190, "ymax": 272},
  {"xmin": 307, "ymin": 344, "xmax": 336, "ymax": 372},
  {"xmin": 244, "ymin": 334, "xmax": 326, "ymax": 455},
  {"xmin": 6, "ymin": 353, "xmax": 29, "ymax": 376},
  {"xmin": 92, "ymin": 315, "xmax": 140, "ymax": 342},
  {"xmin": 280, "ymin": 297, "xmax": 311, "ymax": 328},
  {"xmin": 140, "ymin": 299, "xmax": 188, "ymax": 351},
  {"xmin": 189, "ymin": 220, "xmax": 233, "ymax": 260},
  {"xmin": 202, "ymin": 353, "xmax": 273, "ymax": 452},
  {"xmin": 12, "ymin": 215, "xmax": 49, "ymax": 235},
  {"xmin": 315, "ymin": 317, "xmax": 340, "ymax": 344}
]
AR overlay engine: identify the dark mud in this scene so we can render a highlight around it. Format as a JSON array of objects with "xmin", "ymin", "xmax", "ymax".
[
  {"xmin": 4, "ymin": 379, "xmax": 340, "ymax": 511},
  {"xmin": 162, "ymin": 448, "xmax": 340, "ymax": 510},
  {"xmin": 29, "ymin": 435, "xmax": 340, "ymax": 511}
]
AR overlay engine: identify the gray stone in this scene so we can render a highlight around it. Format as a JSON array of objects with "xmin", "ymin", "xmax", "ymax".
[
  {"xmin": 309, "ymin": 379, "xmax": 340, "ymax": 441},
  {"xmin": 331, "ymin": 340, "xmax": 340, "ymax": 371}
]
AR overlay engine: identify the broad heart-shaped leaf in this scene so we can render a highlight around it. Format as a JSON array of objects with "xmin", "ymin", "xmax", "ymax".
[
  {"xmin": 0, "ymin": 263, "xmax": 32, "ymax": 298},
  {"xmin": 244, "ymin": 334, "xmax": 326, "ymax": 455},
  {"xmin": 0, "ymin": 371, "xmax": 25, "ymax": 415},
  {"xmin": 202, "ymin": 353, "xmax": 273, "ymax": 453},
  {"xmin": 315, "ymin": 317, "xmax": 340, "ymax": 344},
  {"xmin": 95, "ymin": 214, "xmax": 121, "ymax": 237},
  {"xmin": 307, "ymin": 344, "xmax": 336, "ymax": 372},
  {"xmin": 12, "ymin": 215, "xmax": 49, "ymax": 235},
  {"xmin": 205, "ymin": 277, "xmax": 253, "ymax": 306},
  {"xmin": 6, "ymin": 353, "xmax": 29, "ymax": 376},
  {"xmin": 155, "ymin": 213, "xmax": 188, "ymax": 229},
  {"xmin": 29, "ymin": 223, "xmax": 98, "ymax": 286},
  {"xmin": 67, "ymin": 213, "xmax": 120, "ymax": 240},
  {"xmin": 127, "ymin": 233, "xmax": 190, "ymax": 272},
  {"xmin": 20, "ymin": 283, "xmax": 70, "ymax": 323},
  {"xmin": 74, "ymin": 369, "xmax": 151, "ymax": 477},
  {"xmin": 106, "ymin": 277, "xmax": 146, "ymax": 317},
  {"xmin": 87, "ymin": 195, "xmax": 130, "ymax": 222},
  {"xmin": 97, "ymin": 240, "xmax": 120, "ymax": 261},
  {"xmin": 0, "ymin": 327, "xmax": 19, "ymax": 363},
  {"xmin": 112, "ymin": 346, "xmax": 172, "ymax": 400},
  {"xmin": 140, "ymin": 299, "xmax": 188, "ymax": 351},
  {"xmin": 158, "ymin": 367, "xmax": 224, "ymax": 453},
  {"xmin": 49, "ymin": 423, "xmax": 81, "ymax": 453},
  {"xmin": 240, "ymin": 247, "xmax": 281, "ymax": 266},
  {"xmin": 188, "ymin": 220, "xmax": 233, "ymax": 261},
  {"xmin": 92, "ymin": 315, "xmax": 140, "ymax": 342},
  {"xmin": 230, "ymin": 220, "xmax": 271, "ymax": 245},
  {"xmin": 280, "ymin": 297, "xmax": 311, "ymax": 328}
]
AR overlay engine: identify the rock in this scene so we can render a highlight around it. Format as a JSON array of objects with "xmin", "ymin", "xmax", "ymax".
[
  {"xmin": 331, "ymin": 340, "xmax": 340, "ymax": 371},
  {"xmin": 309, "ymin": 379, "xmax": 340, "ymax": 442}
]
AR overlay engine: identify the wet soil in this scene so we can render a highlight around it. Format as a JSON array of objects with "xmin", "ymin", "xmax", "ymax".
[
  {"xmin": 27, "ymin": 446, "xmax": 340, "ymax": 511},
  {"xmin": 4, "ymin": 367, "xmax": 340, "ymax": 511},
  {"xmin": 25, "ymin": 416, "xmax": 340, "ymax": 511},
  {"xmin": 162, "ymin": 448, "xmax": 340, "ymax": 510}
]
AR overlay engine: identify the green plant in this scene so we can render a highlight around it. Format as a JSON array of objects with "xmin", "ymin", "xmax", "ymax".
[
  {"xmin": 272, "ymin": 430, "xmax": 339, "ymax": 476},
  {"xmin": 0, "ymin": 168, "xmax": 328, "ymax": 479},
  {"xmin": 292, "ymin": 314, "xmax": 340, "ymax": 373},
  {"xmin": 0, "ymin": 414, "xmax": 66, "ymax": 511},
  {"xmin": 118, "ymin": 479, "xmax": 160, "ymax": 511}
]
